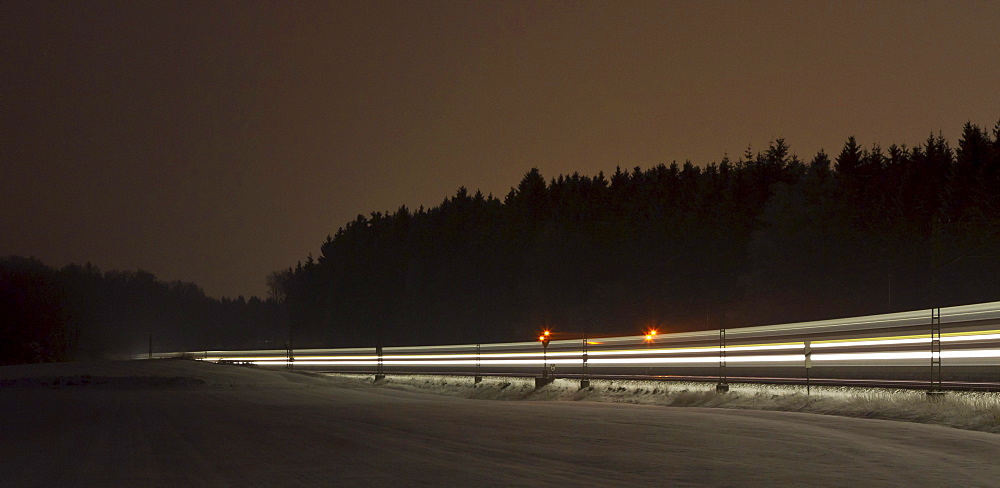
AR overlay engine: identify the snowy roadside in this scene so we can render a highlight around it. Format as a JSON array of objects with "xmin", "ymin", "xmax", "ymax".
[
  {"xmin": 4, "ymin": 359, "xmax": 997, "ymax": 435},
  {"xmin": 325, "ymin": 373, "xmax": 1000, "ymax": 434},
  {"xmin": 6, "ymin": 360, "xmax": 1000, "ymax": 487}
]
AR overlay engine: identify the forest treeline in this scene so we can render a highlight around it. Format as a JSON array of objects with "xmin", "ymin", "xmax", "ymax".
[
  {"xmin": 0, "ymin": 256, "xmax": 285, "ymax": 365},
  {"xmin": 3, "ymin": 122, "xmax": 998, "ymax": 364},
  {"xmin": 280, "ymin": 121, "xmax": 1000, "ymax": 348}
]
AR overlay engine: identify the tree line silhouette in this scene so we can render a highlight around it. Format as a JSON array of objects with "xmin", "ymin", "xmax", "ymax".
[
  {"xmin": 3, "ymin": 121, "xmax": 998, "ymax": 364},
  {"xmin": 280, "ymin": 121, "xmax": 1000, "ymax": 348},
  {"xmin": 1, "ymin": 257, "xmax": 286, "ymax": 365}
]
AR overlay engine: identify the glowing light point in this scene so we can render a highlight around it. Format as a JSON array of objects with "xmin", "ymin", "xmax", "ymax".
[{"xmin": 539, "ymin": 330, "xmax": 552, "ymax": 346}]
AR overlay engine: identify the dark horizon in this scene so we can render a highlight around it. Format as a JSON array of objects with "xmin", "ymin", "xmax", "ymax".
[
  {"xmin": 3, "ymin": 118, "xmax": 999, "ymax": 362},
  {"xmin": 2, "ymin": 1, "xmax": 998, "ymax": 298}
]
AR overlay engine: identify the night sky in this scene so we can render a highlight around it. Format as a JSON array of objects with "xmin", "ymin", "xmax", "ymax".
[{"xmin": 2, "ymin": 1, "xmax": 998, "ymax": 298}]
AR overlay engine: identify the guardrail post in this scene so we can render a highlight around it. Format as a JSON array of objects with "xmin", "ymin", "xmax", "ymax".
[
  {"xmin": 535, "ymin": 333, "xmax": 553, "ymax": 388},
  {"xmin": 928, "ymin": 308, "xmax": 945, "ymax": 397},
  {"xmin": 716, "ymin": 327, "xmax": 729, "ymax": 393},
  {"xmin": 374, "ymin": 345, "xmax": 385, "ymax": 382},
  {"xmin": 804, "ymin": 340, "xmax": 812, "ymax": 395},
  {"xmin": 474, "ymin": 344, "xmax": 482, "ymax": 384},
  {"xmin": 542, "ymin": 341, "xmax": 548, "ymax": 378}
]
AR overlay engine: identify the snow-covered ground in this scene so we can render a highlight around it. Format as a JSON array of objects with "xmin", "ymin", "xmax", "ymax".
[
  {"xmin": 339, "ymin": 373, "xmax": 1000, "ymax": 434},
  {"xmin": 2, "ymin": 360, "xmax": 999, "ymax": 487}
]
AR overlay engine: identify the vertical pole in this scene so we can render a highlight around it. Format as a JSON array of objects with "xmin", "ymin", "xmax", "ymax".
[
  {"xmin": 542, "ymin": 342, "xmax": 548, "ymax": 379},
  {"xmin": 645, "ymin": 332, "xmax": 651, "ymax": 377},
  {"xmin": 804, "ymin": 340, "xmax": 812, "ymax": 396},
  {"xmin": 929, "ymin": 218, "xmax": 944, "ymax": 396},
  {"xmin": 536, "ymin": 333, "xmax": 552, "ymax": 388},
  {"xmin": 148, "ymin": 334, "xmax": 152, "ymax": 359},
  {"xmin": 716, "ymin": 327, "xmax": 728, "ymax": 393},
  {"xmin": 475, "ymin": 344, "xmax": 482, "ymax": 384},
  {"xmin": 930, "ymin": 308, "xmax": 942, "ymax": 392},
  {"xmin": 581, "ymin": 333, "xmax": 590, "ymax": 390},
  {"xmin": 375, "ymin": 345, "xmax": 385, "ymax": 381}
]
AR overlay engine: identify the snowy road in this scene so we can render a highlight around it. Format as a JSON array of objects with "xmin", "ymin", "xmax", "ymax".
[{"xmin": 2, "ymin": 360, "xmax": 999, "ymax": 487}]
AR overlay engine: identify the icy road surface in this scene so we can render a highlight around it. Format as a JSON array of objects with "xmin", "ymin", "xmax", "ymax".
[{"xmin": 2, "ymin": 360, "xmax": 999, "ymax": 487}]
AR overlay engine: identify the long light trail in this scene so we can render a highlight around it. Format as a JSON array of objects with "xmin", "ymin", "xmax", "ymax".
[
  {"xmin": 200, "ymin": 342, "xmax": 804, "ymax": 363},
  {"xmin": 185, "ymin": 302, "xmax": 1000, "ymax": 373},
  {"xmin": 204, "ymin": 348, "xmax": 1000, "ymax": 367},
  {"xmin": 209, "ymin": 348, "xmax": 1000, "ymax": 368},
  {"xmin": 812, "ymin": 349, "xmax": 1000, "ymax": 362},
  {"xmin": 812, "ymin": 331, "xmax": 1000, "ymax": 348},
  {"xmin": 200, "ymin": 330, "xmax": 1000, "ymax": 365}
]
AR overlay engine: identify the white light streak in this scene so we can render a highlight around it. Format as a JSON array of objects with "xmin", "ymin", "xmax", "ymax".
[
  {"xmin": 812, "ymin": 332, "xmax": 1000, "ymax": 349},
  {"xmin": 190, "ymin": 303, "xmax": 1000, "ymax": 373},
  {"xmin": 813, "ymin": 349, "xmax": 1000, "ymax": 361}
]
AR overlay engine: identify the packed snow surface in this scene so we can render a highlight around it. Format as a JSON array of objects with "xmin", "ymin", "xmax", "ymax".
[
  {"xmin": 2, "ymin": 360, "xmax": 999, "ymax": 487},
  {"xmin": 344, "ymin": 373, "xmax": 1000, "ymax": 434}
]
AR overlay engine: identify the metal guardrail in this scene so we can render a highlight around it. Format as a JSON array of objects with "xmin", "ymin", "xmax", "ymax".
[{"xmin": 158, "ymin": 301, "xmax": 1000, "ymax": 392}]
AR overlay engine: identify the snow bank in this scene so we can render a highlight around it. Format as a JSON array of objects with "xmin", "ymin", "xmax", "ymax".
[
  {"xmin": 0, "ymin": 359, "xmax": 340, "ymax": 390},
  {"xmin": 326, "ymin": 373, "xmax": 1000, "ymax": 434}
]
